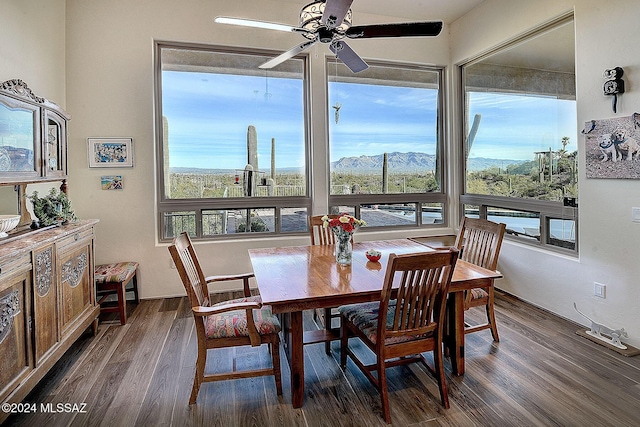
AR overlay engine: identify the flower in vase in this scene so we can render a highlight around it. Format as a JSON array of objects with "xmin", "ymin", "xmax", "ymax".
[
  {"xmin": 321, "ymin": 213, "xmax": 366, "ymax": 234},
  {"xmin": 322, "ymin": 213, "xmax": 365, "ymax": 265}
]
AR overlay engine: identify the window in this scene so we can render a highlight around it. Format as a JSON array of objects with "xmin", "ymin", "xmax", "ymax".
[
  {"xmin": 460, "ymin": 15, "xmax": 578, "ymax": 253},
  {"xmin": 155, "ymin": 43, "xmax": 310, "ymax": 240},
  {"xmin": 327, "ymin": 59, "xmax": 446, "ymax": 228}
]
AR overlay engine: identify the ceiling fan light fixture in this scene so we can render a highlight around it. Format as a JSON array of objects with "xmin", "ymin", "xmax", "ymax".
[{"xmin": 299, "ymin": 1, "xmax": 352, "ymax": 40}]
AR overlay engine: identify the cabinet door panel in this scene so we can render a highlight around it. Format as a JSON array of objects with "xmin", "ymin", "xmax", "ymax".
[
  {"xmin": 0, "ymin": 272, "xmax": 31, "ymax": 402},
  {"xmin": 0, "ymin": 94, "xmax": 40, "ymax": 179},
  {"xmin": 43, "ymin": 109, "xmax": 67, "ymax": 177},
  {"xmin": 33, "ymin": 245, "xmax": 58, "ymax": 364},
  {"xmin": 58, "ymin": 242, "xmax": 91, "ymax": 333}
]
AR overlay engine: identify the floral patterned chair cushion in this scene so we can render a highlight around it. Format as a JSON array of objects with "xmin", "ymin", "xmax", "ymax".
[
  {"xmin": 469, "ymin": 288, "xmax": 489, "ymax": 300},
  {"xmin": 338, "ymin": 301, "xmax": 431, "ymax": 345},
  {"xmin": 206, "ymin": 295, "xmax": 280, "ymax": 339},
  {"xmin": 95, "ymin": 262, "xmax": 138, "ymax": 284}
]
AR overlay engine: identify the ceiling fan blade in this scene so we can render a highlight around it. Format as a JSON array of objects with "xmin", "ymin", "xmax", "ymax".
[
  {"xmin": 259, "ymin": 40, "xmax": 317, "ymax": 69},
  {"xmin": 321, "ymin": 0, "xmax": 353, "ymax": 29},
  {"xmin": 329, "ymin": 40, "xmax": 368, "ymax": 73},
  {"xmin": 346, "ymin": 21, "xmax": 443, "ymax": 39},
  {"xmin": 214, "ymin": 16, "xmax": 295, "ymax": 33}
]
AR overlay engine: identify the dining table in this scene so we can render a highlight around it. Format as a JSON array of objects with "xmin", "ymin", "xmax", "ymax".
[{"xmin": 248, "ymin": 238, "xmax": 502, "ymax": 408}]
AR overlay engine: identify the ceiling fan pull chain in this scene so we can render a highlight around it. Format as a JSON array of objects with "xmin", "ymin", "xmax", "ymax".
[
  {"xmin": 264, "ymin": 70, "xmax": 271, "ymax": 101},
  {"xmin": 333, "ymin": 57, "xmax": 342, "ymax": 124}
]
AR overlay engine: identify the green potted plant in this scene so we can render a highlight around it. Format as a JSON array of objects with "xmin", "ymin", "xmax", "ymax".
[{"xmin": 28, "ymin": 188, "xmax": 77, "ymax": 227}]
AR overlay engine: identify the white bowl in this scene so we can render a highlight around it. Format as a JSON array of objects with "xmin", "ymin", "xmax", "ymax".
[{"xmin": 0, "ymin": 214, "xmax": 20, "ymax": 238}]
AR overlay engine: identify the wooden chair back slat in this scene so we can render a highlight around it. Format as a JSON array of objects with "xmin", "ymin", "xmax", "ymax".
[
  {"xmin": 455, "ymin": 217, "xmax": 505, "ymax": 270},
  {"xmin": 309, "ymin": 215, "xmax": 339, "ymax": 246},
  {"xmin": 380, "ymin": 250, "xmax": 458, "ymax": 340},
  {"xmin": 168, "ymin": 232, "xmax": 210, "ymax": 308}
]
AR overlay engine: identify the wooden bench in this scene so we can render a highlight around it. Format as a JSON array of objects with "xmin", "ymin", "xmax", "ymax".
[{"xmin": 95, "ymin": 261, "xmax": 139, "ymax": 325}]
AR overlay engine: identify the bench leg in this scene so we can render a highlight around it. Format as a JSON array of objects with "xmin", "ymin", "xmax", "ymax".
[
  {"xmin": 117, "ymin": 282, "xmax": 127, "ymax": 325},
  {"xmin": 132, "ymin": 273, "xmax": 140, "ymax": 303}
]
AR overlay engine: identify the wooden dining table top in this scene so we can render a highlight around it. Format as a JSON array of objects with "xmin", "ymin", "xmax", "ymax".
[{"xmin": 248, "ymin": 238, "xmax": 502, "ymax": 314}]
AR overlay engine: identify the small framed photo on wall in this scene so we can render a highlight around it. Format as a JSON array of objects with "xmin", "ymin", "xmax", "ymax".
[
  {"xmin": 101, "ymin": 175, "xmax": 123, "ymax": 190},
  {"xmin": 88, "ymin": 137, "xmax": 134, "ymax": 168}
]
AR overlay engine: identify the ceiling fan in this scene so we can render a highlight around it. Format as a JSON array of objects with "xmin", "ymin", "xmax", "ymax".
[{"xmin": 214, "ymin": 0, "xmax": 443, "ymax": 73}]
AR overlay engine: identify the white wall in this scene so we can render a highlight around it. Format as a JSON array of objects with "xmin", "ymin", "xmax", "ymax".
[
  {"xmin": 5, "ymin": 0, "xmax": 640, "ymax": 347},
  {"xmin": 0, "ymin": 1, "xmax": 66, "ymax": 104},
  {"xmin": 63, "ymin": 0, "xmax": 452, "ymax": 300},
  {"xmin": 451, "ymin": 0, "xmax": 640, "ymax": 347},
  {"xmin": 0, "ymin": 1, "xmax": 66, "ymax": 215}
]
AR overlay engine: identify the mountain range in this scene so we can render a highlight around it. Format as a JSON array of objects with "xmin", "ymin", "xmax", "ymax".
[
  {"xmin": 170, "ymin": 152, "xmax": 525, "ymax": 174},
  {"xmin": 330, "ymin": 152, "xmax": 525, "ymax": 173}
]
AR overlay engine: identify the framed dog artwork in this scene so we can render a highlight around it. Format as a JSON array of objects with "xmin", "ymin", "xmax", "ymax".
[{"xmin": 583, "ymin": 112, "xmax": 640, "ymax": 179}]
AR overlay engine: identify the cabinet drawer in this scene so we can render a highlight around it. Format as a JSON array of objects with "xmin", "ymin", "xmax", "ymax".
[
  {"xmin": 0, "ymin": 253, "xmax": 32, "ymax": 290},
  {"xmin": 56, "ymin": 227, "xmax": 94, "ymax": 253}
]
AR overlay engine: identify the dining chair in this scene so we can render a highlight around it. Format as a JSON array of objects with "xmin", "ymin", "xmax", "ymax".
[
  {"xmin": 455, "ymin": 216, "xmax": 506, "ymax": 341},
  {"xmin": 168, "ymin": 232, "xmax": 282, "ymax": 404},
  {"xmin": 310, "ymin": 214, "xmax": 339, "ymax": 246},
  {"xmin": 309, "ymin": 214, "xmax": 344, "ymax": 354},
  {"xmin": 338, "ymin": 249, "xmax": 459, "ymax": 424}
]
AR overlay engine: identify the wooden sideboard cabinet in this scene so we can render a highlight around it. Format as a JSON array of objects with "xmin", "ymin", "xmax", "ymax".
[{"xmin": 0, "ymin": 220, "xmax": 99, "ymax": 421}]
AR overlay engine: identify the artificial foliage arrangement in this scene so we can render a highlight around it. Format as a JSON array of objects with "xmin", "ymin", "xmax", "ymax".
[{"xmin": 28, "ymin": 188, "xmax": 77, "ymax": 227}]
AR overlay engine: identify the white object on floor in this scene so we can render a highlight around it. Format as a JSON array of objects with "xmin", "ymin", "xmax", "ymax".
[{"xmin": 574, "ymin": 302, "xmax": 628, "ymax": 349}]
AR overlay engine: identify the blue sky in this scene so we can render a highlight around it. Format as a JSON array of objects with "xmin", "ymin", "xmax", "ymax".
[
  {"xmin": 162, "ymin": 71, "xmax": 577, "ymax": 170},
  {"xmin": 469, "ymin": 92, "xmax": 577, "ymax": 160},
  {"xmin": 328, "ymin": 82, "xmax": 437, "ymax": 161},
  {"xmin": 162, "ymin": 71, "xmax": 305, "ymax": 170}
]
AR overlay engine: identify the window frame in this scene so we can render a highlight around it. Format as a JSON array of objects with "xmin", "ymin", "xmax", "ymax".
[
  {"xmin": 459, "ymin": 14, "xmax": 578, "ymax": 255},
  {"xmin": 154, "ymin": 41, "xmax": 312, "ymax": 242},
  {"xmin": 326, "ymin": 58, "xmax": 448, "ymax": 230}
]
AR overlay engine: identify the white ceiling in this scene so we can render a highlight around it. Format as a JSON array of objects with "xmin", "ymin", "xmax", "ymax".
[{"xmin": 277, "ymin": 0, "xmax": 486, "ymax": 24}]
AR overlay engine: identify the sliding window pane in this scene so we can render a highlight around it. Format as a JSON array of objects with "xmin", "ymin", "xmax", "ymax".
[
  {"xmin": 163, "ymin": 211, "xmax": 196, "ymax": 239},
  {"xmin": 547, "ymin": 218, "xmax": 576, "ymax": 250},
  {"xmin": 225, "ymin": 208, "xmax": 274, "ymax": 234},
  {"xmin": 281, "ymin": 207, "xmax": 308, "ymax": 233},
  {"xmin": 487, "ymin": 207, "xmax": 540, "ymax": 242}
]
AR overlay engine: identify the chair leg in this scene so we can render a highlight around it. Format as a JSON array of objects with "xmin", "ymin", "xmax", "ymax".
[
  {"xmin": 271, "ymin": 335, "xmax": 283, "ymax": 396},
  {"xmin": 487, "ymin": 287, "xmax": 499, "ymax": 342},
  {"xmin": 433, "ymin": 339, "xmax": 450, "ymax": 409},
  {"xmin": 190, "ymin": 347, "xmax": 207, "ymax": 404},
  {"xmin": 324, "ymin": 308, "xmax": 332, "ymax": 354},
  {"xmin": 339, "ymin": 316, "xmax": 348, "ymax": 369},
  {"xmin": 377, "ymin": 357, "xmax": 391, "ymax": 424},
  {"xmin": 117, "ymin": 281, "xmax": 127, "ymax": 325}
]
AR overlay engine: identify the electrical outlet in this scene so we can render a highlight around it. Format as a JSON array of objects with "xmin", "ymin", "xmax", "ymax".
[
  {"xmin": 594, "ymin": 282, "xmax": 606, "ymax": 298},
  {"xmin": 169, "ymin": 257, "xmax": 176, "ymax": 269}
]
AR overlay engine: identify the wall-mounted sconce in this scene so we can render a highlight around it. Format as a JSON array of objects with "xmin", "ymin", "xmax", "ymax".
[{"xmin": 603, "ymin": 67, "xmax": 625, "ymax": 113}]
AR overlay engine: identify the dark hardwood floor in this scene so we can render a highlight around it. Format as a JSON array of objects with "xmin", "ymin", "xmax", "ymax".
[{"xmin": 5, "ymin": 290, "xmax": 640, "ymax": 426}]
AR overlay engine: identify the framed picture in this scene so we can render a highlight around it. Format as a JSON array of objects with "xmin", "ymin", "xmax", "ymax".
[
  {"xmin": 88, "ymin": 137, "xmax": 134, "ymax": 168},
  {"xmin": 101, "ymin": 175, "xmax": 123, "ymax": 190},
  {"xmin": 584, "ymin": 113, "xmax": 640, "ymax": 179}
]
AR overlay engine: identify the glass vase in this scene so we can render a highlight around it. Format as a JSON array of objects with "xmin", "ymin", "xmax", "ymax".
[{"xmin": 334, "ymin": 228, "xmax": 353, "ymax": 265}]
